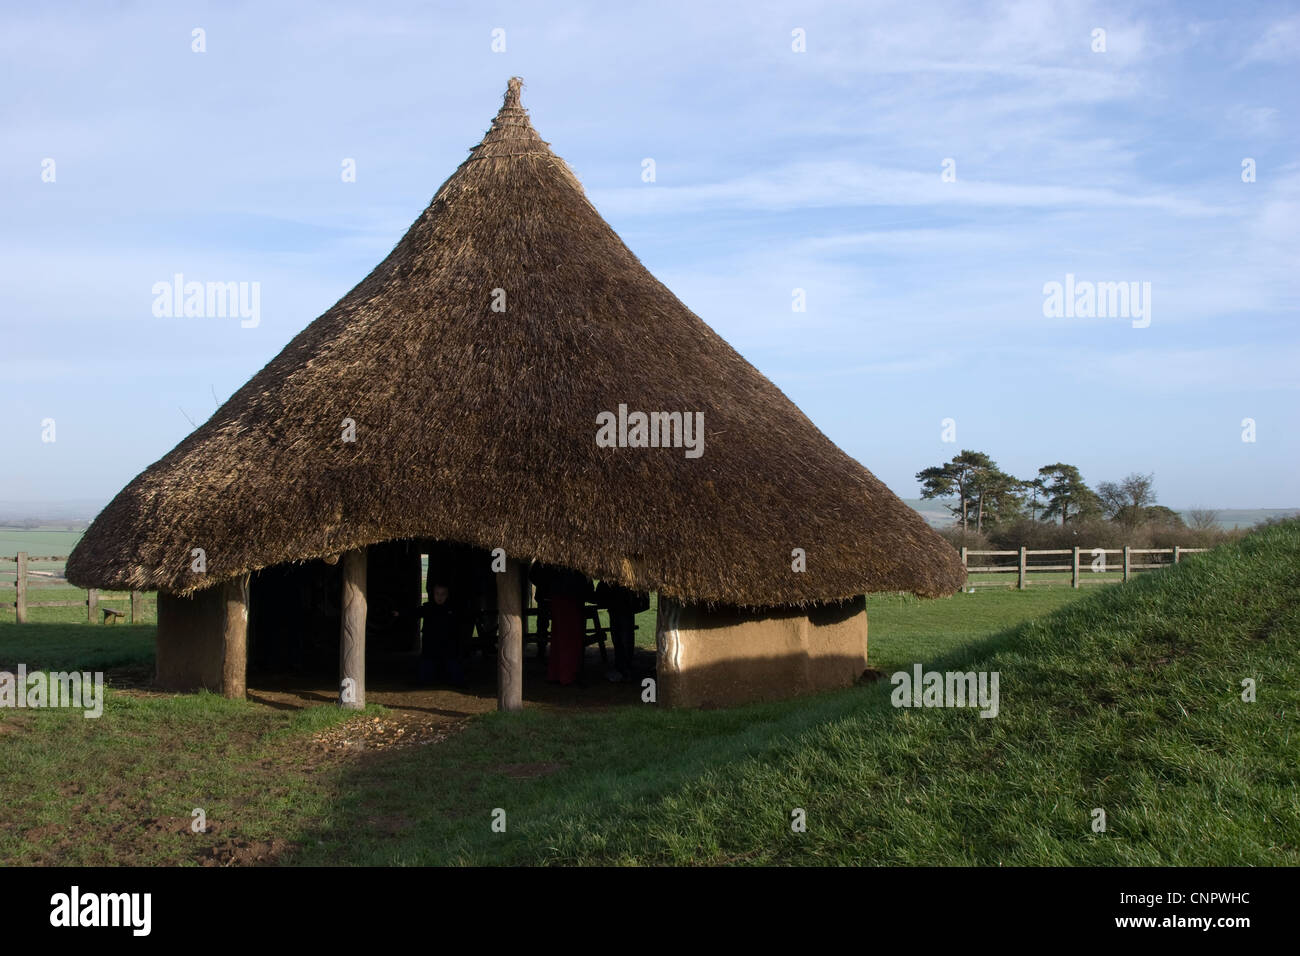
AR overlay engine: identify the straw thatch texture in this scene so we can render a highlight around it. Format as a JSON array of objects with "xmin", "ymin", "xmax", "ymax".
[{"xmin": 67, "ymin": 79, "xmax": 965, "ymax": 606}]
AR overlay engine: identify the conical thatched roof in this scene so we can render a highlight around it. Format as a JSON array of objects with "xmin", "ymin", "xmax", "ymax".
[{"xmin": 67, "ymin": 79, "xmax": 964, "ymax": 606}]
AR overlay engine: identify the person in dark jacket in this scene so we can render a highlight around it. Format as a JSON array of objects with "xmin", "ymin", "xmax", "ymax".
[
  {"xmin": 596, "ymin": 581, "xmax": 649, "ymax": 682},
  {"xmin": 419, "ymin": 583, "xmax": 466, "ymax": 687},
  {"xmin": 528, "ymin": 560, "xmax": 552, "ymax": 661}
]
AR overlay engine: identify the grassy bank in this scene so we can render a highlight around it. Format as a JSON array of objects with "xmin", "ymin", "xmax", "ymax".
[{"xmin": 292, "ymin": 521, "xmax": 1299, "ymax": 865}]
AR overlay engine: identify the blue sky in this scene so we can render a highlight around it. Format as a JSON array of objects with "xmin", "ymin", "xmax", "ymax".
[{"xmin": 2, "ymin": 0, "xmax": 1297, "ymax": 514}]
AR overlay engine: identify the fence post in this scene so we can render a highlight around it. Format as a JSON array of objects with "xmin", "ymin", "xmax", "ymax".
[
  {"xmin": 1018, "ymin": 546, "xmax": 1027, "ymax": 590},
  {"xmin": 1123, "ymin": 546, "xmax": 1131, "ymax": 583},
  {"xmin": 960, "ymin": 546, "xmax": 967, "ymax": 569},
  {"xmin": 87, "ymin": 588, "xmax": 98, "ymax": 623},
  {"xmin": 15, "ymin": 552, "xmax": 28, "ymax": 624},
  {"xmin": 1173, "ymin": 546, "xmax": 1181, "ymax": 565},
  {"xmin": 131, "ymin": 590, "xmax": 142, "ymax": 623},
  {"xmin": 1072, "ymin": 546, "xmax": 1080, "ymax": 589}
]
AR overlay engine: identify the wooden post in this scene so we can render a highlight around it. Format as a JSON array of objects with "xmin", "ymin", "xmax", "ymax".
[
  {"xmin": 15, "ymin": 552, "xmax": 27, "ymax": 624},
  {"xmin": 1123, "ymin": 546, "xmax": 1131, "ymax": 583},
  {"xmin": 221, "ymin": 574, "xmax": 249, "ymax": 699},
  {"xmin": 497, "ymin": 557, "xmax": 523, "ymax": 712},
  {"xmin": 960, "ymin": 546, "xmax": 968, "ymax": 569},
  {"xmin": 1017, "ymin": 547, "xmax": 1027, "ymax": 590},
  {"xmin": 87, "ymin": 588, "xmax": 98, "ymax": 624},
  {"xmin": 1173, "ymin": 546, "xmax": 1181, "ymax": 565},
  {"xmin": 130, "ymin": 590, "xmax": 142, "ymax": 624},
  {"xmin": 1072, "ymin": 546, "xmax": 1080, "ymax": 589},
  {"xmin": 339, "ymin": 548, "xmax": 367, "ymax": 709}
]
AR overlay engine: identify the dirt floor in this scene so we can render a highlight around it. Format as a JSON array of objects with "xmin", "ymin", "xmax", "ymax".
[{"xmin": 245, "ymin": 643, "xmax": 650, "ymax": 751}]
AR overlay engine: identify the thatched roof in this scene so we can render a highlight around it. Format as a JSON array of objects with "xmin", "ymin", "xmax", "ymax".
[{"xmin": 67, "ymin": 78, "xmax": 964, "ymax": 606}]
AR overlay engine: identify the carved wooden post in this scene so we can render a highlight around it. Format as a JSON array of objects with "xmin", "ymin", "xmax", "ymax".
[
  {"xmin": 339, "ymin": 548, "xmax": 367, "ymax": 709},
  {"xmin": 497, "ymin": 557, "xmax": 523, "ymax": 712},
  {"xmin": 221, "ymin": 574, "xmax": 249, "ymax": 699}
]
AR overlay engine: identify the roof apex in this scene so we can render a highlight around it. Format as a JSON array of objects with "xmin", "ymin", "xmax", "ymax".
[
  {"xmin": 469, "ymin": 76, "xmax": 549, "ymax": 160},
  {"xmin": 504, "ymin": 75, "xmax": 523, "ymax": 109}
]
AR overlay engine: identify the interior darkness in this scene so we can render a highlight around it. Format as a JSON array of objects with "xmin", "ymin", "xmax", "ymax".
[{"xmin": 247, "ymin": 540, "xmax": 501, "ymax": 679}]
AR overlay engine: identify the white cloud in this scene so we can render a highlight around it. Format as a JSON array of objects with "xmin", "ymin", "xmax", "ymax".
[
  {"xmin": 1242, "ymin": 15, "xmax": 1300, "ymax": 64},
  {"xmin": 590, "ymin": 160, "xmax": 1225, "ymax": 216}
]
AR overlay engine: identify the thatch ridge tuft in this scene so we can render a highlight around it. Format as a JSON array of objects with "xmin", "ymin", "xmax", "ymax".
[{"xmin": 67, "ymin": 80, "xmax": 965, "ymax": 605}]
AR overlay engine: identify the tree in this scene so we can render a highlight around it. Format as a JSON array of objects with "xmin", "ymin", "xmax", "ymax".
[
  {"xmin": 1097, "ymin": 473, "xmax": 1157, "ymax": 530},
  {"xmin": 1096, "ymin": 481, "xmax": 1125, "ymax": 520},
  {"xmin": 972, "ymin": 467, "xmax": 1024, "ymax": 530},
  {"xmin": 1187, "ymin": 508, "xmax": 1220, "ymax": 531},
  {"xmin": 916, "ymin": 464, "xmax": 963, "ymax": 530},
  {"xmin": 1020, "ymin": 477, "xmax": 1047, "ymax": 521},
  {"xmin": 916, "ymin": 450, "xmax": 996, "ymax": 533},
  {"xmin": 1037, "ymin": 463, "xmax": 1101, "ymax": 526},
  {"xmin": 1144, "ymin": 505, "xmax": 1185, "ymax": 529}
]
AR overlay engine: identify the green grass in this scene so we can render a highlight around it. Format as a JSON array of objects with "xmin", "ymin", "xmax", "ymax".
[
  {"xmin": 0, "ymin": 586, "xmax": 155, "ymax": 626},
  {"xmin": 0, "ymin": 527, "xmax": 83, "ymax": 559},
  {"xmin": 864, "ymin": 587, "xmax": 1091, "ymax": 673},
  {"xmin": 0, "ymin": 621, "xmax": 155, "ymax": 672},
  {"xmin": 966, "ymin": 570, "xmax": 1128, "ymax": 587},
  {"xmin": 1, "ymin": 522, "xmax": 1296, "ymax": 865},
  {"xmin": 0, "ymin": 691, "xmax": 372, "ymax": 865},
  {"xmin": 287, "ymin": 523, "xmax": 1299, "ymax": 865}
]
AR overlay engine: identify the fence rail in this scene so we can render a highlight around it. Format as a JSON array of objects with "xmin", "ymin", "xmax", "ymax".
[
  {"xmin": 1, "ymin": 546, "xmax": 1214, "ymax": 616},
  {"xmin": 959, "ymin": 545, "xmax": 1208, "ymax": 589},
  {"xmin": 0, "ymin": 552, "xmax": 153, "ymax": 623}
]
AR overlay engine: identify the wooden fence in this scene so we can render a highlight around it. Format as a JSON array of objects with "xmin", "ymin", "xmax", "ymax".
[
  {"xmin": 960, "ymin": 545, "xmax": 1208, "ymax": 589},
  {"xmin": 1, "ymin": 546, "xmax": 1213, "ymax": 615},
  {"xmin": 0, "ymin": 553, "xmax": 153, "ymax": 623}
]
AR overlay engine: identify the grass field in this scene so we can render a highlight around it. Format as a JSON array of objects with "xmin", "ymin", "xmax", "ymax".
[
  {"xmin": 0, "ymin": 528, "xmax": 83, "ymax": 560},
  {"xmin": 1, "ymin": 522, "xmax": 1296, "ymax": 865}
]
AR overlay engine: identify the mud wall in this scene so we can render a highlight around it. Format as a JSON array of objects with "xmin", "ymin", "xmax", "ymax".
[{"xmin": 655, "ymin": 596, "xmax": 868, "ymax": 708}]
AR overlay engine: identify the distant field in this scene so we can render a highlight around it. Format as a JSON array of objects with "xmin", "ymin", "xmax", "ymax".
[
  {"xmin": 1209, "ymin": 508, "xmax": 1300, "ymax": 529},
  {"xmin": 901, "ymin": 500, "xmax": 1299, "ymax": 531},
  {"xmin": 0, "ymin": 528, "xmax": 84, "ymax": 561}
]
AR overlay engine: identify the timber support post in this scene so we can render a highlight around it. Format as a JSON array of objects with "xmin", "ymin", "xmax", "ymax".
[
  {"xmin": 1017, "ymin": 547, "xmax": 1027, "ymax": 590},
  {"xmin": 1123, "ymin": 546, "xmax": 1131, "ymax": 583},
  {"xmin": 497, "ymin": 557, "xmax": 523, "ymax": 712},
  {"xmin": 1071, "ymin": 546, "xmax": 1080, "ymax": 589},
  {"xmin": 339, "ymin": 548, "xmax": 367, "ymax": 709},
  {"xmin": 221, "ymin": 574, "xmax": 249, "ymax": 699},
  {"xmin": 16, "ymin": 552, "xmax": 27, "ymax": 624}
]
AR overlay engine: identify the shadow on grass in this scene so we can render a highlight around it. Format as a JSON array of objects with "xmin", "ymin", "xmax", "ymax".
[
  {"xmin": 273, "ymin": 610, "xmax": 1054, "ymax": 865},
  {"xmin": 0, "ymin": 621, "xmax": 155, "ymax": 673}
]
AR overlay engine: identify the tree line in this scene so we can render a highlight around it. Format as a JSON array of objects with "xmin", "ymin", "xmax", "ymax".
[{"xmin": 915, "ymin": 451, "xmax": 1217, "ymax": 535}]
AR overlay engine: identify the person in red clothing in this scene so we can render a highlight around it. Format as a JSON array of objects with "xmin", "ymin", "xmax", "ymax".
[{"xmin": 544, "ymin": 565, "xmax": 592, "ymax": 686}]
